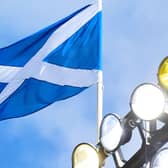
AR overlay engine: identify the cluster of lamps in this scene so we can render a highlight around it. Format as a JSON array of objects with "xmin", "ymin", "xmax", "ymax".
[{"xmin": 72, "ymin": 57, "xmax": 168, "ymax": 168}]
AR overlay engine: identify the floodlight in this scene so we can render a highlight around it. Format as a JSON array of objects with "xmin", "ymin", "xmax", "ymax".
[
  {"xmin": 72, "ymin": 143, "xmax": 99, "ymax": 168},
  {"xmin": 158, "ymin": 57, "xmax": 168, "ymax": 89},
  {"xmin": 150, "ymin": 147, "xmax": 168, "ymax": 168},
  {"xmin": 100, "ymin": 113, "xmax": 123, "ymax": 152},
  {"xmin": 130, "ymin": 83, "xmax": 165, "ymax": 120}
]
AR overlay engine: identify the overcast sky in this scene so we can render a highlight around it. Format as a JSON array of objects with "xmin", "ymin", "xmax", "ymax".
[{"xmin": 1, "ymin": 0, "xmax": 168, "ymax": 167}]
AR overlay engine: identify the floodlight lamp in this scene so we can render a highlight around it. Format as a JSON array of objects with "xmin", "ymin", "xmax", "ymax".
[
  {"xmin": 151, "ymin": 147, "xmax": 168, "ymax": 168},
  {"xmin": 158, "ymin": 57, "xmax": 168, "ymax": 90},
  {"xmin": 72, "ymin": 143, "xmax": 99, "ymax": 168},
  {"xmin": 100, "ymin": 113, "xmax": 123, "ymax": 152},
  {"xmin": 130, "ymin": 83, "xmax": 165, "ymax": 120}
]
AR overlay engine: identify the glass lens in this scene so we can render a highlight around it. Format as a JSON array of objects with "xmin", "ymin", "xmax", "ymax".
[
  {"xmin": 100, "ymin": 114, "xmax": 122, "ymax": 152},
  {"xmin": 151, "ymin": 148, "xmax": 168, "ymax": 168},
  {"xmin": 72, "ymin": 143, "xmax": 99, "ymax": 168},
  {"xmin": 158, "ymin": 57, "xmax": 168, "ymax": 89},
  {"xmin": 130, "ymin": 84, "xmax": 165, "ymax": 120}
]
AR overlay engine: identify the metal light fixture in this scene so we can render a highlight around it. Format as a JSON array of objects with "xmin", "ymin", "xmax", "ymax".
[
  {"xmin": 100, "ymin": 113, "xmax": 123, "ymax": 152},
  {"xmin": 158, "ymin": 57, "xmax": 168, "ymax": 89},
  {"xmin": 72, "ymin": 143, "xmax": 99, "ymax": 168},
  {"xmin": 130, "ymin": 83, "xmax": 165, "ymax": 120},
  {"xmin": 150, "ymin": 147, "xmax": 168, "ymax": 168}
]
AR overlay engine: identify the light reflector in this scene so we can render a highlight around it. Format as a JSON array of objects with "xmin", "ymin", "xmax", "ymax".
[
  {"xmin": 100, "ymin": 114, "xmax": 122, "ymax": 152},
  {"xmin": 72, "ymin": 143, "xmax": 99, "ymax": 168},
  {"xmin": 130, "ymin": 83, "xmax": 165, "ymax": 120},
  {"xmin": 151, "ymin": 147, "xmax": 168, "ymax": 168},
  {"xmin": 158, "ymin": 57, "xmax": 168, "ymax": 89}
]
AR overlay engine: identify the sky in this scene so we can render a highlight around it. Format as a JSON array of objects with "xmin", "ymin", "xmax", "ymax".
[{"xmin": 1, "ymin": 0, "xmax": 168, "ymax": 167}]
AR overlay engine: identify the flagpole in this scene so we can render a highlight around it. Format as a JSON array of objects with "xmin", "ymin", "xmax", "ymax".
[
  {"xmin": 97, "ymin": 71, "xmax": 103, "ymax": 142},
  {"xmin": 97, "ymin": 0, "xmax": 103, "ymax": 143}
]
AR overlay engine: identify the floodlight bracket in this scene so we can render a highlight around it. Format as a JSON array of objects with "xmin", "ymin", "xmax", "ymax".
[
  {"xmin": 122, "ymin": 125, "xmax": 168, "ymax": 168},
  {"xmin": 120, "ymin": 111, "xmax": 139, "ymax": 145}
]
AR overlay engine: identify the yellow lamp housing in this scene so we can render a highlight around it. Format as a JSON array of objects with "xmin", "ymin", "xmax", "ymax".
[
  {"xmin": 72, "ymin": 143, "xmax": 100, "ymax": 168},
  {"xmin": 158, "ymin": 56, "xmax": 168, "ymax": 89}
]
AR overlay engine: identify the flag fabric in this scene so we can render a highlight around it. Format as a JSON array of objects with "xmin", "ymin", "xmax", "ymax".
[{"xmin": 0, "ymin": 1, "xmax": 102, "ymax": 120}]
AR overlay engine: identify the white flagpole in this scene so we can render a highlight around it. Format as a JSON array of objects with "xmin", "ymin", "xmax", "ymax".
[
  {"xmin": 97, "ymin": 71, "xmax": 103, "ymax": 142},
  {"xmin": 97, "ymin": 0, "xmax": 103, "ymax": 143}
]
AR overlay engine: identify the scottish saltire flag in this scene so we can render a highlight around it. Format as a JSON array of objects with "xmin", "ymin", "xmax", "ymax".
[{"xmin": 0, "ymin": 1, "xmax": 102, "ymax": 120}]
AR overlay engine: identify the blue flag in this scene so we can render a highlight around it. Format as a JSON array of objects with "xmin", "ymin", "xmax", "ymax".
[{"xmin": 0, "ymin": 1, "xmax": 102, "ymax": 120}]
